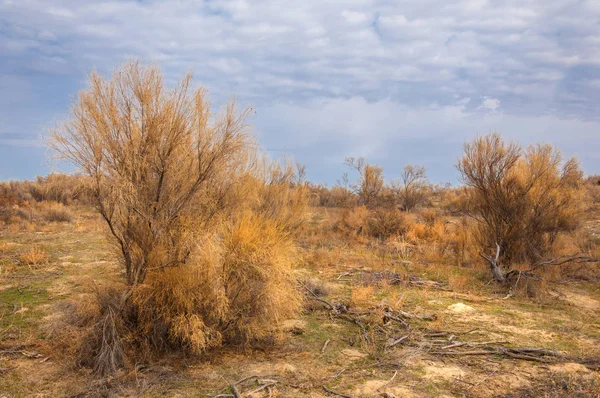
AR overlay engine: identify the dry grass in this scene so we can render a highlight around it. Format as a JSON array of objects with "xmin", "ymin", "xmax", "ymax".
[
  {"xmin": 18, "ymin": 247, "xmax": 49, "ymax": 266},
  {"xmin": 132, "ymin": 214, "xmax": 302, "ymax": 355},
  {"xmin": 37, "ymin": 202, "xmax": 73, "ymax": 223},
  {"xmin": 1, "ymin": 204, "xmax": 599, "ymax": 397}
]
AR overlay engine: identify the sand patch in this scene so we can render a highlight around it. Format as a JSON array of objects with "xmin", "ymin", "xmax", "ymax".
[
  {"xmin": 353, "ymin": 380, "xmax": 418, "ymax": 397},
  {"xmin": 561, "ymin": 290, "xmax": 600, "ymax": 311},
  {"xmin": 281, "ymin": 319, "xmax": 307, "ymax": 334},
  {"xmin": 424, "ymin": 365, "xmax": 466, "ymax": 381},
  {"xmin": 447, "ymin": 303, "xmax": 476, "ymax": 313},
  {"xmin": 340, "ymin": 349, "xmax": 367, "ymax": 361}
]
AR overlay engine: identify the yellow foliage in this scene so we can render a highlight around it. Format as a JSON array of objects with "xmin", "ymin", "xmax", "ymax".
[
  {"xmin": 132, "ymin": 214, "xmax": 301, "ymax": 354},
  {"xmin": 19, "ymin": 247, "xmax": 48, "ymax": 265},
  {"xmin": 351, "ymin": 285, "xmax": 374, "ymax": 309},
  {"xmin": 458, "ymin": 133, "xmax": 586, "ymax": 269}
]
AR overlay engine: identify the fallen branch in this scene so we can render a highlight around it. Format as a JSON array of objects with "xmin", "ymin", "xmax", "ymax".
[
  {"xmin": 230, "ymin": 384, "xmax": 242, "ymax": 398},
  {"xmin": 377, "ymin": 370, "xmax": 398, "ymax": 392},
  {"xmin": 386, "ymin": 336, "xmax": 408, "ymax": 348},
  {"xmin": 323, "ymin": 385, "xmax": 356, "ymax": 398},
  {"xmin": 246, "ymin": 382, "xmax": 278, "ymax": 396},
  {"xmin": 321, "ymin": 339, "xmax": 331, "ymax": 353}
]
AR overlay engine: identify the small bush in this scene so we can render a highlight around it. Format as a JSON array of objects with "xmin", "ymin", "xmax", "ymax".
[
  {"xmin": 420, "ymin": 208, "xmax": 438, "ymax": 225},
  {"xmin": 38, "ymin": 202, "xmax": 73, "ymax": 223},
  {"xmin": 337, "ymin": 206, "xmax": 370, "ymax": 237},
  {"xmin": 457, "ymin": 133, "xmax": 586, "ymax": 282},
  {"xmin": 132, "ymin": 215, "xmax": 301, "ymax": 354},
  {"xmin": 367, "ymin": 208, "xmax": 411, "ymax": 239},
  {"xmin": 19, "ymin": 247, "xmax": 48, "ymax": 265}
]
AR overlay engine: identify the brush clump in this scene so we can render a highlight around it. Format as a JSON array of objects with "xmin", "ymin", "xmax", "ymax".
[{"xmin": 49, "ymin": 60, "xmax": 307, "ymax": 373}]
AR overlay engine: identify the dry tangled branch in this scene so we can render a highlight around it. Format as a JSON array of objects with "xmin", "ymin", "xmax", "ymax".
[{"xmin": 211, "ymin": 375, "xmax": 279, "ymax": 398}]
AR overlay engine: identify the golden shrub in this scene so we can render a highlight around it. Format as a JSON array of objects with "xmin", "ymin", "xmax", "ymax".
[
  {"xmin": 49, "ymin": 61, "xmax": 308, "ymax": 372},
  {"xmin": 36, "ymin": 202, "xmax": 73, "ymax": 223},
  {"xmin": 457, "ymin": 133, "xmax": 587, "ymax": 281},
  {"xmin": 133, "ymin": 214, "xmax": 301, "ymax": 353},
  {"xmin": 337, "ymin": 205, "xmax": 370, "ymax": 237},
  {"xmin": 367, "ymin": 207, "xmax": 411, "ymax": 239},
  {"xmin": 19, "ymin": 247, "xmax": 48, "ymax": 265}
]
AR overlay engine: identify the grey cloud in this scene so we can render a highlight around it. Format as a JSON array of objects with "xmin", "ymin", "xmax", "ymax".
[{"xmin": 1, "ymin": 0, "xmax": 599, "ymax": 181}]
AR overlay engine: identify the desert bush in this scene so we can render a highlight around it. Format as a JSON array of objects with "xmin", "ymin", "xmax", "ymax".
[
  {"xmin": 585, "ymin": 175, "xmax": 600, "ymax": 205},
  {"xmin": 337, "ymin": 205, "xmax": 370, "ymax": 237},
  {"xmin": 37, "ymin": 202, "xmax": 73, "ymax": 223},
  {"xmin": 30, "ymin": 173, "xmax": 89, "ymax": 205},
  {"xmin": 390, "ymin": 164, "xmax": 429, "ymax": 211},
  {"xmin": 328, "ymin": 185, "xmax": 357, "ymax": 208},
  {"xmin": 19, "ymin": 247, "xmax": 49, "ymax": 265},
  {"xmin": 50, "ymin": 61, "xmax": 306, "ymax": 372},
  {"xmin": 457, "ymin": 133, "xmax": 587, "ymax": 282},
  {"xmin": 50, "ymin": 61, "xmax": 254, "ymax": 286},
  {"xmin": 133, "ymin": 215, "xmax": 301, "ymax": 353},
  {"xmin": 367, "ymin": 207, "xmax": 411, "ymax": 239},
  {"xmin": 337, "ymin": 206, "xmax": 411, "ymax": 239},
  {"xmin": 345, "ymin": 157, "xmax": 384, "ymax": 208},
  {"xmin": 420, "ymin": 208, "xmax": 438, "ymax": 225}
]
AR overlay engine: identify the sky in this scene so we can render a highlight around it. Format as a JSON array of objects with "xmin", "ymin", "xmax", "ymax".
[{"xmin": 1, "ymin": 0, "xmax": 599, "ymax": 184}]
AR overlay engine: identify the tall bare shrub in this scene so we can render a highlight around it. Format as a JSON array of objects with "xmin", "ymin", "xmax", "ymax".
[
  {"xmin": 51, "ymin": 61, "xmax": 252, "ymax": 286},
  {"xmin": 457, "ymin": 133, "xmax": 586, "ymax": 282},
  {"xmin": 344, "ymin": 157, "xmax": 384, "ymax": 208},
  {"xmin": 390, "ymin": 164, "xmax": 429, "ymax": 211},
  {"xmin": 50, "ymin": 61, "xmax": 306, "ymax": 371}
]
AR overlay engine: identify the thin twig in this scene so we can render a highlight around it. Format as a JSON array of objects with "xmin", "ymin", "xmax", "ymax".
[
  {"xmin": 377, "ymin": 370, "xmax": 398, "ymax": 392},
  {"xmin": 321, "ymin": 339, "xmax": 331, "ymax": 353},
  {"xmin": 323, "ymin": 385, "xmax": 356, "ymax": 398}
]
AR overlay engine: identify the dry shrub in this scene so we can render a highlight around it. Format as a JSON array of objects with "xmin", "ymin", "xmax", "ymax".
[
  {"xmin": 51, "ymin": 61, "xmax": 255, "ymax": 286},
  {"xmin": 30, "ymin": 173, "xmax": 89, "ymax": 205},
  {"xmin": 351, "ymin": 285, "xmax": 374, "ymax": 309},
  {"xmin": 390, "ymin": 164, "xmax": 429, "ymax": 211},
  {"xmin": 445, "ymin": 219, "xmax": 478, "ymax": 267},
  {"xmin": 337, "ymin": 206, "xmax": 370, "ymax": 237},
  {"xmin": 328, "ymin": 185, "xmax": 357, "ymax": 208},
  {"xmin": 345, "ymin": 157, "xmax": 384, "ymax": 208},
  {"xmin": 420, "ymin": 208, "xmax": 438, "ymax": 225},
  {"xmin": 77, "ymin": 288, "xmax": 128, "ymax": 375},
  {"xmin": 406, "ymin": 222, "xmax": 427, "ymax": 242},
  {"xmin": 50, "ymin": 61, "xmax": 307, "ymax": 371},
  {"xmin": 337, "ymin": 206, "xmax": 411, "ymax": 240},
  {"xmin": 310, "ymin": 184, "xmax": 357, "ymax": 208},
  {"xmin": 299, "ymin": 277, "xmax": 331, "ymax": 297},
  {"xmin": 36, "ymin": 202, "xmax": 73, "ymax": 223},
  {"xmin": 457, "ymin": 133, "xmax": 586, "ymax": 282},
  {"xmin": 367, "ymin": 207, "xmax": 411, "ymax": 239},
  {"xmin": 439, "ymin": 187, "xmax": 469, "ymax": 215},
  {"xmin": 133, "ymin": 215, "xmax": 301, "ymax": 354},
  {"xmin": 585, "ymin": 175, "xmax": 600, "ymax": 206},
  {"xmin": 19, "ymin": 247, "xmax": 49, "ymax": 265}
]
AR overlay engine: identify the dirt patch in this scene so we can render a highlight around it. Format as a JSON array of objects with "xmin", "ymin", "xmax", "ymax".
[
  {"xmin": 560, "ymin": 290, "xmax": 600, "ymax": 311},
  {"xmin": 549, "ymin": 362, "xmax": 593, "ymax": 374},
  {"xmin": 423, "ymin": 364, "xmax": 466, "ymax": 381},
  {"xmin": 281, "ymin": 319, "xmax": 307, "ymax": 334},
  {"xmin": 340, "ymin": 349, "xmax": 367, "ymax": 361},
  {"xmin": 353, "ymin": 379, "xmax": 420, "ymax": 397},
  {"xmin": 447, "ymin": 303, "xmax": 476, "ymax": 313}
]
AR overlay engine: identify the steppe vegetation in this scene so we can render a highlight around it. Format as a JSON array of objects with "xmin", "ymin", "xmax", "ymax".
[{"xmin": 1, "ymin": 62, "xmax": 599, "ymax": 397}]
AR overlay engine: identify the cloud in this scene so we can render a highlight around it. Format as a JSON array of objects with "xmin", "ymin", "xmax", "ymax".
[
  {"xmin": 257, "ymin": 96, "xmax": 600, "ymax": 183},
  {"xmin": 481, "ymin": 97, "xmax": 500, "ymax": 111},
  {"xmin": 0, "ymin": 0, "xmax": 599, "ymax": 181}
]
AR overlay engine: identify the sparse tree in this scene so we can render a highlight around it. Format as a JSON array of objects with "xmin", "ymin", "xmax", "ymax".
[
  {"xmin": 391, "ymin": 164, "xmax": 428, "ymax": 211},
  {"xmin": 344, "ymin": 157, "xmax": 384, "ymax": 208},
  {"xmin": 51, "ymin": 61, "xmax": 253, "ymax": 286},
  {"xmin": 50, "ymin": 61, "xmax": 306, "ymax": 373},
  {"xmin": 457, "ymin": 133, "xmax": 588, "ymax": 282}
]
